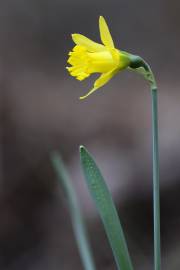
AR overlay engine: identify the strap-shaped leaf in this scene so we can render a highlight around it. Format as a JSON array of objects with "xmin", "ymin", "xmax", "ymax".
[
  {"xmin": 80, "ymin": 146, "xmax": 134, "ymax": 270},
  {"xmin": 51, "ymin": 152, "xmax": 96, "ymax": 270}
]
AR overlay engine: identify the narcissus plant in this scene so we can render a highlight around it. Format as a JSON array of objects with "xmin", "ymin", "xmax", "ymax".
[{"xmin": 64, "ymin": 15, "xmax": 161, "ymax": 270}]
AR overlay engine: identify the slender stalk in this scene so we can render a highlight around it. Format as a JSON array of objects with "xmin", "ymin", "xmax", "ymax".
[
  {"xmin": 131, "ymin": 56, "xmax": 161, "ymax": 270},
  {"xmin": 151, "ymin": 87, "xmax": 161, "ymax": 270},
  {"xmin": 51, "ymin": 152, "xmax": 96, "ymax": 270}
]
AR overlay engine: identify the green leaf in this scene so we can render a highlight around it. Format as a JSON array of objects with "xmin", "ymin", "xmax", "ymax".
[
  {"xmin": 51, "ymin": 151, "xmax": 96, "ymax": 270},
  {"xmin": 80, "ymin": 146, "xmax": 134, "ymax": 270}
]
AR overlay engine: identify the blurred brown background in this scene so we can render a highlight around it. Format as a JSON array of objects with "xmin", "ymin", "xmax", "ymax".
[{"xmin": 1, "ymin": 0, "xmax": 180, "ymax": 269}]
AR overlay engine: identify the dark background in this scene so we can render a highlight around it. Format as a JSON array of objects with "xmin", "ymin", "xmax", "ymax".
[{"xmin": 1, "ymin": 0, "xmax": 180, "ymax": 269}]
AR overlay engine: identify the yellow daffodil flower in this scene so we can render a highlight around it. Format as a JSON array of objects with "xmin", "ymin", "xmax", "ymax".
[{"xmin": 66, "ymin": 16, "xmax": 131, "ymax": 99}]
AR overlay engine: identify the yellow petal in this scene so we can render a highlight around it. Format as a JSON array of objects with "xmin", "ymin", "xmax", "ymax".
[
  {"xmin": 94, "ymin": 68, "xmax": 118, "ymax": 87},
  {"xmin": 72, "ymin": 34, "xmax": 105, "ymax": 52},
  {"xmin": 79, "ymin": 86, "xmax": 99, "ymax": 100},
  {"xmin": 80, "ymin": 68, "xmax": 118, "ymax": 100},
  {"xmin": 99, "ymin": 16, "xmax": 114, "ymax": 48}
]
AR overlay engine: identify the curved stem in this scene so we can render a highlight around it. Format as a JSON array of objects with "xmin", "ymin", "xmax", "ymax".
[{"xmin": 130, "ymin": 55, "xmax": 161, "ymax": 270}]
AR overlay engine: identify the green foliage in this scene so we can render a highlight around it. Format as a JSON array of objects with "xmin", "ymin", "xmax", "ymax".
[
  {"xmin": 80, "ymin": 146, "xmax": 134, "ymax": 270},
  {"xmin": 51, "ymin": 152, "xmax": 96, "ymax": 270}
]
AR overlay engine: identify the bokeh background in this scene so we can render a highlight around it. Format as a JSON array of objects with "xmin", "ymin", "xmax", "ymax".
[{"xmin": 1, "ymin": 0, "xmax": 180, "ymax": 269}]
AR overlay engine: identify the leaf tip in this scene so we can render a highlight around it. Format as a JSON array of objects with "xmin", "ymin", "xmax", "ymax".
[
  {"xmin": 79, "ymin": 146, "xmax": 89, "ymax": 160},
  {"xmin": 79, "ymin": 145, "xmax": 85, "ymax": 153}
]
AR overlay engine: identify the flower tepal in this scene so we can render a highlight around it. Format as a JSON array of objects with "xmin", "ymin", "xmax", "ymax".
[{"xmin": 67, "ymin": 16, "xmax": 131, "ymax": 99}]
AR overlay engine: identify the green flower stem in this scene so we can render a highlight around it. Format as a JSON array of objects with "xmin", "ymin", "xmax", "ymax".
[
  {"xmin": 130, "ymin": 55, "xmax": 161, "ymax": 270},
  {"xmin": 151, "ymin": 87, "xmax": 161, "ymax": 270},
  {"xmin": 51, "ymin": 152, "xmax": 96, "ymax": 270}
]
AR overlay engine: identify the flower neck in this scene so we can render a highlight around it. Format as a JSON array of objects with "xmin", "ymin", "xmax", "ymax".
[{"xmin": 128, "ymin": 54, "xmax": 157, "ymax": 90}]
